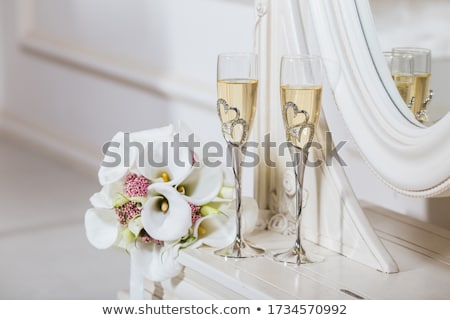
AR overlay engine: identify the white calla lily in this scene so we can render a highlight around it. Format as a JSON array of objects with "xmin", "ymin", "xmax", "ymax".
[
  {"xmin": 98, "ymin": 124, "xmax": 193, "ymax": 186},
  {"xmin": 129, "ymin": 242, "xmax": 183, "ymax": 299},
  {"xmin": 217, "ymin": 186, "xmax": 235, "ymax": 200},
  {"xmin": 133, "ymin": 123, "xmax": 194, "ymax": 185},
  {"xmin": 129, "ymin": 243, "xmax": 182, "ymax": 284},
  {"xmin": 135, "ymin": 139, "xmax": 193, "ymax": 186},
  {"xmin": 190, "ymin": 197, "xmax": 259, "ymax": 249},
  {"xmin": 144, "ymin": 244, "xmax": 183, "ymax": 281},
  {"xmin": 85, "ymin": 208, "xmax": 119, "ymax": 249},
  {"xmin": 98, "ymin": 131, "xmax": 137, "ymax": 186},
  {"xmin": 179, "ymin": 164, "xmax": 223, "ymax": 206},
  {"xmin": 141, "ymin": 184, "xmax": 192, "ymax": 241},
  {"xmin": 190, "ymin": 213, "xmax": 234, "ymax": 249},
  {"xmin": 89, "ymin": 176, "xmax": 129, "ymax": 209}
]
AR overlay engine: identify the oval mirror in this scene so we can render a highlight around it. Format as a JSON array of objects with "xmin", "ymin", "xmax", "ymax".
[{"xmin": 300, "ymin": 0, "xmax": 450, "ymax": 197}]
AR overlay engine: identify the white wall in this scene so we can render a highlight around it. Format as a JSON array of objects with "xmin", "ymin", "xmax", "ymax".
[
  {"xmin": 0, "ymin": 0, "xmax": 256, "ymax": 191},
  {"xmin": 0, "ymin": 0, "xmax": 5, "ymax": 111}
]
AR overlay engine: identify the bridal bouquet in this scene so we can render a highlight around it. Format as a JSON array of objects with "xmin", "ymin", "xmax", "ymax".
[{"xmin": 84, "ymin": 124, "xmax": 258, "ymax": 299}]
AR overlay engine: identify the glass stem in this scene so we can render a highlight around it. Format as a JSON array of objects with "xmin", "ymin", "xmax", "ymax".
[
  {"xmin": 231, "ymin": 145, "xmax": 243, "ymax": 245},
  {"xmin": 292, "ymin": 146, "xmax": 308, "ymax": 253}
]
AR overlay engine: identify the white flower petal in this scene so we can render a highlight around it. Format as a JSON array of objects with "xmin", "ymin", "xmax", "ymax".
[
  {"xmin": 218, "ymin": 186, "xmax": 234, "ymax": 200},
  {"xmin": 191, "ymin": 197, "xmax": 259, "ymax": 250},
  {"xmin": 142, "ymin": 184, "xmax": 191, "ymax": 241},
  {"xmin": 90, "ymin": 180, "xmax": 124, "ymax": 208},
  {"xmin": 84, "ymin": 208, "xmax": 119, "ymax": 249},
  {"xmin": 136, "ymin": 140, "xmax": 192, "ymax": 185},
  {"xmin": 130, "ymin": 125, "xmax": 192, "ymax": 184},
  {"xmin": 116, "ymin": 228, "xmax": 136, "ymax": 249},
  {"xmin": 147, "ymin": 244, "xmax": 183, "ymax": 281},
  {"xmin": 98, "ymin": 132, "xmax": 138, "ymax": 186},
  {"xmin": 130, "ymin": 243, "xmax": 182, "ymax": 282},
  {"xmin": 89, "ymin": 192, "xmax": 111, "ymax": 209},
  {"xmin": 181, "ymin": 165, "xmax": 223, "ymax": 205},
  {"xmin": 218, "ymin": 197, "xmax": 259, "ymax": 235},
  {"xmin": 128, "ymin": 217, "xmax": 144, "ymax": 236},
  {"xmin": 99, "ymin": 166, "xmax": 128, "ymax": 187},
  {"xmin": 136, "ymin": 140, "xmax": 173, "ymax": 181},
  {"xmin": 165, "ymin": 143, "xmax": 194, "ymax": 185},
  {"xmin": 98, "ymin": 125, "xmax": 193, "ymax": 186},
  {"xmin": 192, "ymin": 214, "xmax": 234, "ymax": 249}
]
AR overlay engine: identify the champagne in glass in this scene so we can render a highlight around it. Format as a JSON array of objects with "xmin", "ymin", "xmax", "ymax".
[
  {"xmin": 215, "ymin": 52, "xmax": 264, "ymax": 258},
  {"xmin": 392, "ymin": 47, "xmax": 432, "ymax": 123},
  {"xmin": 274, "ymin": 55, "xmax": 323, "ymax": 265},
  {"xmin": 217, "ymin": 79, "xmax": 258, "ymax": 145},
  {"xmin": 384, "ymin": 51, "xmax": 415, "ymax": 108}
]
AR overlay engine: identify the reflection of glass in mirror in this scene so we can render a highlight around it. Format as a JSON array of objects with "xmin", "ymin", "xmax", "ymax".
[
  {"xmin": 384, "ymin": 51, "xmax": 415, "ymax": 108},
  {"xmin": 392, "ymin": 47, "xmax": 432, "ymax": 123}
]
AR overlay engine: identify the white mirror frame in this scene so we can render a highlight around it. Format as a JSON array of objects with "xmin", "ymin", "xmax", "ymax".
[{"xmin": 308, "ymin": 0, "xmax": 450, "ymax": 197}]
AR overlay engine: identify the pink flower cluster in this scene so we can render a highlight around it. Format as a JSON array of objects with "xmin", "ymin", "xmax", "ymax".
[
  {"xmin": 114, "ymin": 173, "xmax": 163, "ymax": 245},
  {"xmin": 124, "ymin": 173, "xmax": 151, "ymax": 197},
  {"xmin": 115, "ymin": 202, "xmax": 141, "ymax": 226},
  {"xmin": 139, "ymin": 229, "xmax": 163, "ymax": 246},
  {"xmin": 190, "ymin": 203, "xmax": 202, "ymax": 224}
]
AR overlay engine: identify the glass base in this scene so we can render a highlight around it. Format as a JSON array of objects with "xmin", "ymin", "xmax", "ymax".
[
  {"xmin": 214, "ymin": 238, "xmax": 265, "ymax": 258},
  {"xmin": 273, "ymin": 245, "xmax": 323, "ymax": 265}
]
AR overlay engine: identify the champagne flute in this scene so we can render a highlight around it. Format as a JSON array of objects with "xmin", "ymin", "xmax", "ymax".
[
  {"xmin": 215, "ymin": 52, "xmax": 265, "ymax": 258},
  {"xmin": 392, "ymin": 47, "xmax": 432, "ymax": 123},
  {"xmin": 274, "ymin": 55, "xmax": 323, "ymax": 265},
  {"xmin": 384, "ymin": 51, "xmax": 415, "ymax": 108}
]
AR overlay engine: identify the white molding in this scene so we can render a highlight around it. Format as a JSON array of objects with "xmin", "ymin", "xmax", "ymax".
[
  {"xmin": 0, "ymin": 110, "xmax": 100, "ymax": 175},
  {"xmin": 16, "ymin": 0, "xmax": 216, "ymax": 110}
]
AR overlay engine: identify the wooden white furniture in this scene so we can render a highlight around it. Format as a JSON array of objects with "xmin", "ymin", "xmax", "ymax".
[{"xmin": 143, "ymin": 203, "xmax": 450, "ymax": 299}]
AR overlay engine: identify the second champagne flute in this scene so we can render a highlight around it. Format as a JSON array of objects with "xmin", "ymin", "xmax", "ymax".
[
  {"xmin": 275, "ymin": 55, "xmax": 323, "ymax": 265},
  {"xmin": 215, "ymin": 52, "xmax": 265, "ymax": 258}
]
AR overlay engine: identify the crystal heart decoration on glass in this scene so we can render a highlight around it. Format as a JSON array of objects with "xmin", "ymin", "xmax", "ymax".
[
  {"xmin": 217, "ymin": 98, "xmax": 249, "ymax": 146},
  {"xmin": 282, "ymin": 101, "xmax": 315, "ymax": 149}
]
